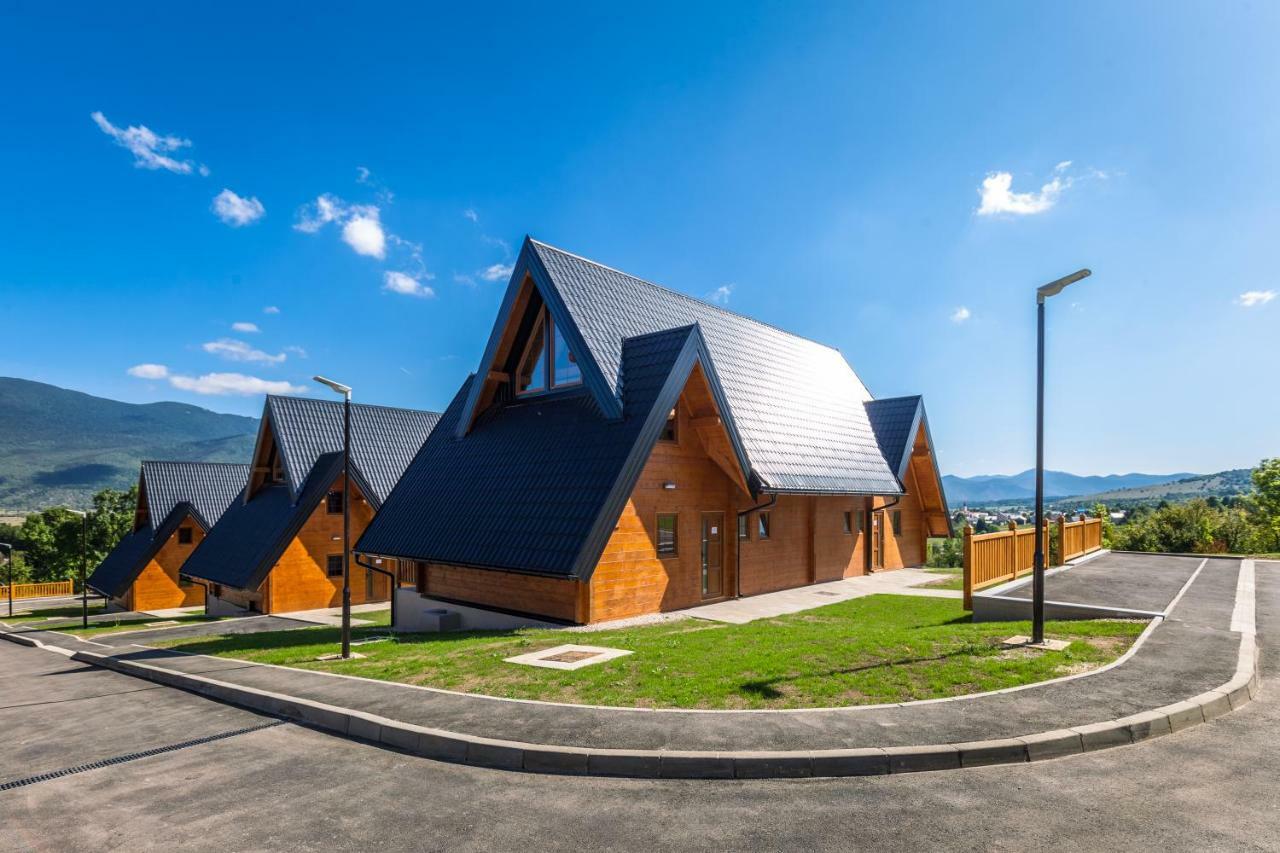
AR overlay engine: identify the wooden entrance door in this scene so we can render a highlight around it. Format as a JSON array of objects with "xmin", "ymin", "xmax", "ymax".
[
  {"xmin": 701, "ymin": 512, "xmax": 724, "ymax": 598},
  {"xmin": 869, "ymin": 511, "xmax": 884, "ymax": 571}
]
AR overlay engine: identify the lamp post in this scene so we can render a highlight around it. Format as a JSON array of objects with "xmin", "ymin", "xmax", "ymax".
[
  {"xmin": 314, "ymin": 375, "xmax": 353, "ymax": 659},
  {"xmin": 1032, "ymin": 268, "xmax": 1091, "ymax": 644},
  {"xmin": 66, "ymin": 509, "xmax": 89, "ymax": 629},
  {"xmin": 1, "ymin": 543, "xmax": 13, "ymax": 618}
]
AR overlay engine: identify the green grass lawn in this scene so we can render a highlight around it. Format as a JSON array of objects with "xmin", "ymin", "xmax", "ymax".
[
  {"xmin": 154, "ymin": 595, "xmax": 1145, "ymax": 710},
  {"xmin": 915, "ymin": 567, "xmax": 964, "ymax": 591}
]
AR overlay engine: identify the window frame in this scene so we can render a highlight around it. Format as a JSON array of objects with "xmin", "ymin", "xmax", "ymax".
[
  {"xmin": 326, "ymin": 490, "xmax": 344, "ymax": 515},
  {"xmin": 326, "ymin": 554, "xmax": 345, "ymax": 578},
  {"xmin": 892, "ymin": 510, "xmax": 903, "ymax": 536},
  {"xmin": 842, "ymin": 512, "xmax": 852, "ymax": 535},
  {"xmin": 516, "ymin": 308, "xmax": 582, "ymax": 397},
  {"xmin": 737, "ymin": 514, "xmax": 749, "ymax": 540},
  {"xmin": 177, "ymin": 526, "xmax": 194, "ymax": 545},
  {"xmin": 659, "ymin": 407, "xmax": 679, "ymax": 443},
  {"xmin": 656, "ymin": 513, "xmax": 679, "ymax": 558},
  {"xmin": 757, "ymin": 511, "xmax": 771, "ymax": 540}
]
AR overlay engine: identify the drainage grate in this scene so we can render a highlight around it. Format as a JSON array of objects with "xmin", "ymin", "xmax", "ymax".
[
  {"xmin": 0, "ymin": 721, "xmax": 285, "ymax": 791},
  {"xmin": 541, "ymin": 650, "xmax": 600, "ymax": 664}
]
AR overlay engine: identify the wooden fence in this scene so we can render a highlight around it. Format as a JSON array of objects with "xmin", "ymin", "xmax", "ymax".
[
  {"xmin": 961, "ymin": 516, "xmax": 1104, "ymax": 609},
  {"xmin": 0, "ymin": 580, "xmax": 75, "ymax": 601}
]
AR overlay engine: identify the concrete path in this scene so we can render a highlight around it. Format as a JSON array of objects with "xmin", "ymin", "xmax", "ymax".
[
  {"xmin": 5, "ymin": 554, "xmax": 1254, "ymax": 769},
  {"xmin": 0, "ymin": 613, "xmax": 320, "ymax": 649},
  {"xmin": 686, "ymin": 568, "xmax": 960, "ymax": 624},
  {"xmin": 277, "ymin": 602, "xmax": 389, "ymax": 627}
]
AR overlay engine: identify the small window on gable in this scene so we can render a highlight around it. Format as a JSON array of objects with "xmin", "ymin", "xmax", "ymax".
[
  {"xmin": 516, "ymin": 309, "xmax": 581, "ymax": 395},
  {"xmin": 892, "ymin": 510, "xmax": 903, "ymax": 536},
  {"xmin": 758, "ymin": 512, "xmax": 771, "ymax": 540},
  {"xmin": 327, "ymin": 554, "xmax": 344, "ymax": 577},
  {"xmin": 842, "ymin": 512, "xmax": 852, "ymax": 535},
  {"xmin": 657, "ymin": 514, "xmax": 678, "ymax": 557},
  {"xmin": 327, "ymin": 490, "xmax": 343, "ymax": 514},
  {"xmin": 660, "ymin": 408, "xmax": 678, "ymax": 443},
  {"xmin": 178, "ymin": 527, "xmax": 193, "ymax": 545}
]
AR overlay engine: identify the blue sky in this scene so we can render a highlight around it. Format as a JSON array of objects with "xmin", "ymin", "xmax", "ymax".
[{"xmin": 1, "ymin": 2, "xmax": 1277, "ymax": 477}]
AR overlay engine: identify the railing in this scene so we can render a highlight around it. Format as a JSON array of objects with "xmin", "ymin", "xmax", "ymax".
[
  {"xmin": 0, "ymin": 580, "xmax": 75, "ymax": 601},
  {"xmin": 962, "ymin": 522, "xmax": 1045, "ymax": 609},
  {"xmin": 1060, "ymin": 515, "xmax": 1104, "ymax": 563},
  {"xmin": 962, "ymin": 516, "xmax": 1105, "ymax": 609}
]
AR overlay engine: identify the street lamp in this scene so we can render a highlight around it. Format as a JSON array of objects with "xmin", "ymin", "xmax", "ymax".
[
  {"xmin": 1032, "ymin": 268, "xmax": 1092, "ymax": 645},
  {"xmin": 1, "ymin": 543, "xmax": 13, "ymax": 618},
  {"xmin": 66, "ymin": 509, "xmax": 89, "ymax": 629},
  {"xmin": 314, "ymin": 375, "xmax": 353, "ymax": 660}
]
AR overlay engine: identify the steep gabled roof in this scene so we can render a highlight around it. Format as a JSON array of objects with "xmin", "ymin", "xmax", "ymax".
[
  {"xmin": 864, "ymin": 396, "xmax": 922, "ymax": 483},
  {"xmin": 457, "ymin": 238, "xmax": 902, "ymax": 495},
  {"xmin": 88, "ymin": 461, "xmax": 248, "ymax": 599},
  {"xmin": 182, "ymin": 398, "xmax": 441, "ymax": 592},
  {"xmin": 141, "ymin": 461, "xmax": 247, "ymax": 532},
  {"xmin": 181, "ymin": 455, "xmax": 343, "ymax": 591},
  {"xmin": 264, "ymin": 396, "xmax": 441, "ymax": 506},
  {"xmin": 358, "ymin": 324, "xmax": 747, "ymax": 579}
]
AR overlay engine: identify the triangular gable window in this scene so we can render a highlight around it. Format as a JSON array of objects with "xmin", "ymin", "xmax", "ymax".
[{"xmin": 517, "ymin": 307, "xmax": 580, "ymax": 396}]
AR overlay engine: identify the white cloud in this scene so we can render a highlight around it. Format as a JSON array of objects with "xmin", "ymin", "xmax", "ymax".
[
  {"xmin": 201, "ymin": 338, "xmax": 287, "ymax": 364},
  {"xmin": 453, "ymin": 273, "xmax": 476, "ymax": 286},
  {"xmin": 294, "ymin": 194, "xmax": 346, "ymax": 233},
  {"xmin": 480, "ymin": 263, "xmax": 514, "ymax": 282},
  {"xmin": 263, "ymin": 305, "xmax": 280, "ymax": 314},
  {"xmin": 356, "ymin": 166, "xmax": 371, "ymax": 183},
  {"xmin": 1237, "ymin": 290, "xmax": 1276, "ymax": 308},
  {"xmin": 212, "ymin": 189, "xmax": 265, "ymax": 226},
  {"xmin": 977, "ymin": 171, "xmax": 1066, "ymax": 216},
  {"xmin": 127, "ymin": 363, "xmax": 169, "ymax": 379},
  {"xmin": 464, "ymin": 208, "xmax": 478, "ymax": 222},
  {"xmin": 168, "ymin": 372, "xmax": 308, "ymax": 396},
  {"xmin": 231, "ymin": 321, "xmax": 260, "ymax": 333},
  {"xmin": 707, "ymin": 284, "xmax": 734, "ymax": 305},
  {"xmin": 343, "ymin": 213, "xmax": 386, "ymax": 258},
  {"xmin": 284, "ymin": 345, "xmax": 308, "ymax": 358},
  {"xmin": 951, "ymin": 306, "xmax": 972, "ymax": 323},
  {"xmin": 383, "ymin": 271, "xmax": 436, "ymax": 298},
  {"xmin": 90, "ymin": 111, "xmax": 204, "ymax": 175}
]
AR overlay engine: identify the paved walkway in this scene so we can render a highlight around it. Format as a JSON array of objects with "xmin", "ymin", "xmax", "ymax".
[
  {"xmin": 686, "ymin": 568, "xmax": 959, "ymax": 624},
  {"xmin": 6, "ymin": 553, "xmax": 1254, "ymax": 758},
  {"xmin": 279, "ymin": 602, "xmax": 389, "ymax": 627}
]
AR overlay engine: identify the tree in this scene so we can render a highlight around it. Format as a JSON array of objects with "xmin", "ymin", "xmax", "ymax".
[
  {"xmin": 1250, "ymin": 458, "xmax": 1280, "ymax": 550},
  {"xmin": 1092, "ymin": 502, "xmax": 1116, "ymax": 548},
  {"xmin": 10, "ymin": 485, "xmax": 136, "ymax": 585}
]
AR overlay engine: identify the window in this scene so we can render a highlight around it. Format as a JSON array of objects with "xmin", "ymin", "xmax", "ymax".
[
  {"xmin": 862, "ymin": 511, "xmax": 870, "ymax": 534},
  {"xmin": 657, "ymin": 514, "xmax": 678, "ymax": 557},
  {"xmin": 757, "ymin": 511, "xmax": 771, "ymax": 540},
  {"xmin": 659, "ymin": 408, "xmax": 678, "ymax": 443},
  {"xmin": 327, "ymin": 490, "xmax": 344, "ymax": 514},
  {"xmin": 842, "ymin": 512, "xmax": 852, "ymax": 535},
  {"xmin": 737, "ymin": 514, "xmax": 749, "ymax": 540},
  {"xmin": 517, "ymin": 310, "xmax": 581, "ymax": 395},
  {"xmin": 326, "ymin": 554, "xmax": 344, "ymax": 577},
  {"xmin": 892, "ymin": 510, "xmax": 903, "ymax": 536},
  {"xmin": 177, "ymin": 527, "xmax": 193, "ymax": 545}
]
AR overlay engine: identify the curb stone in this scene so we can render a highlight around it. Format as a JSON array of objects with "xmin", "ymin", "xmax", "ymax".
[{"xmin": 0, "ymin": 606, "xmax": 1261, "ymax": 780}]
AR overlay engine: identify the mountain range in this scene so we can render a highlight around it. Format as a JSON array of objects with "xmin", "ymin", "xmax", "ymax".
[
  {"xmin": 942, "ymin": 469, "xmax": 1200, "ymax": 504},
  {"xmin": 0, "ymin": 377, "xmax": 259, "ymax": 512}
]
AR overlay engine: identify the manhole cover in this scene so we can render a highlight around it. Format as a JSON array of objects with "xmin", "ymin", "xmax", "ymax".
[{"xmin": 541, "ymin": 650, "xmax": 600, "ymax": 664}]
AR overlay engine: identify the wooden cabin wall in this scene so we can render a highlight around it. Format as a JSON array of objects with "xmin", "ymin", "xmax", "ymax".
[{"xmin": 127, "ymin": 513, "xmax": 206, "ymax": 611}]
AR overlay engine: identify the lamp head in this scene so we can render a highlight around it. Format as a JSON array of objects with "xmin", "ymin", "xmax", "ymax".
[
  {"xmin": 1037, "ymin": 269, "xmax": 1091, "ymax": 303},
  {"xmin": 313, "ymin": 375, "xmax": 352, "ymax": 398}
]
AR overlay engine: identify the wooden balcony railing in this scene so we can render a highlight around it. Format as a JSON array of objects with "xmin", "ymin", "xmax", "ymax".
[{"xmin": 0, "ymin": 579, "xmax": 75, "ymax": 601}]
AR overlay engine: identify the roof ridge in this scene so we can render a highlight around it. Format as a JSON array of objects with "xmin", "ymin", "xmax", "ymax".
[
  {"xmin": 141, "ymin": 460, "xmax": 250, "ymax": 467},
  {"xmin": 265, "ymin": 394, "xmax": 440, "ymax": 416},
  {"xmin": 865, "ymin": 395, "xmax": 922, "ymax": 404},
  {"xmin": 529, "ymin": 238, "xmax": 842, "ymax": 354}
]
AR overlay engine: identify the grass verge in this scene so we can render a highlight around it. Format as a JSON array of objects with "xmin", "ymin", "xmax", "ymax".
[{"xmin": 154, "ymin": 594, "xmax": 1145, "ymax": 710}]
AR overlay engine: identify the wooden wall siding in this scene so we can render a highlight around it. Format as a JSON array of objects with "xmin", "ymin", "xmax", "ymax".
[
  {"xmin": 589, "ymin": 396, "xmax": 743, "ymax": 622},
  {"xmin": 418, "ymin": 562, "xmax": 581, "ymax": 623},
  {"xmin": 262, "ymin": 477, "xmax": 390, "ymax": 614},
  {"xmin": 127, "ymin": 513, "xmax": 206, "ymax": 611}
]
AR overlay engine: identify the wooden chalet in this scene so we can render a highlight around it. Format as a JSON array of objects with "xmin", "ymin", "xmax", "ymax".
[
  {"xmin": 87, "ymin": 461, "xmax": 247, "ymax": 612},
  {"xmin": 356, "ymin": 238, "xmax": 950, "ymax": 626},
  {"xmin": 180, "ymin": 396, "xmax": 440, "ymax": 615}
]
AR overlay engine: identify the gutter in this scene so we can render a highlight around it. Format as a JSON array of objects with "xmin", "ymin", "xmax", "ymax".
[{"xmin": 734, "ymin": 495, "xmax": 777, "ymax": 599}]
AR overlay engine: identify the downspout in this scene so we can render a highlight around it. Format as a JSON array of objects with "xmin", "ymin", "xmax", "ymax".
[
  {"xmin": 355, "ymin": 553, "xmax": 398, "ymax": 629},
  {"xmin": 735, "ymin": 494, "xmax": 777, "ymax": 599}
]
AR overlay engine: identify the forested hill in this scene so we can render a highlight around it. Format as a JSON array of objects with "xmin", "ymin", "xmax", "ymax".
[{"xmin": 0, "ymin": 377, "xmax": 258, "ymax": 512}]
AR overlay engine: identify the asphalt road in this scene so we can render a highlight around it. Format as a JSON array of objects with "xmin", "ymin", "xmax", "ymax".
[{"xmin": 1, "ymin": 562, "xmax": 1277, "ymax": 852}]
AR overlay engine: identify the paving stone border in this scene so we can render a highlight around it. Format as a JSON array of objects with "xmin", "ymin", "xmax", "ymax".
[{"xmin": 2, "ymin": 561, "xmax": 1260, "ymax": 779}]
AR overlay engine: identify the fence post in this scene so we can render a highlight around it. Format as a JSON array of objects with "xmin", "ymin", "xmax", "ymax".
[{"xmin": 962, "ymin": 524, "xmax": 973, "ymax": 610}]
